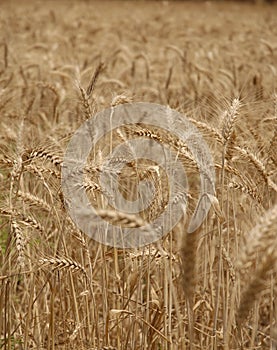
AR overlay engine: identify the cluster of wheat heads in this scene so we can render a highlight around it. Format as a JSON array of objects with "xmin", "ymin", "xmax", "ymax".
[{"xmin": 0, "ymin": 1, "xmax": 277, "ymax": 349}]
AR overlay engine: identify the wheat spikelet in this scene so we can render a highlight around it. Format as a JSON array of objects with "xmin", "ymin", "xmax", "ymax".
[
  {"xmin": 188, "ymin": 117, "xmax": 224, "ymax": 144},
  {"xmin": 138, "ymin": 166, "xmax": 169, "ymax": 222},
  {"xmin": 39, "ymin": 255, "xmax": 86, "ymax": 275},
  {"xmin": 86, "ymin": 61, "xmax": 105, "ymax": 97},
  {"xmin": 24, "ymin": 147, "xmax": 62, "ymax": 167},
  {"xmin": 237, "ymin": 204, "xmax": 277, "ymax": 271},
  {"xmin": 222, "ymin": 98, "xmax": 241, "ymax": 146},
  {"xmin": 10, "ymin": 159, "xmax": 23, "ymax": 186},
  {"xmin": 236, "ymin": 253, "xmax": 276, "ymax": 328},
  {"xmin": 224, "ymin": 130, "xmax": 237, "ymax": 162},
  {"xmin": 124, "ymin": 123, "xmax": 197, "ymax": 168},
  {"xmin": 111, "ymin": 94, "xmax": 133, "ymax": 107},
  {"xmin": 95, "ymin": 208, "xmax": 148, "ymax": 229},
  {"xmin": 236, "ymin": 204, "xmax": 277, "ymax": 326},
  {"xmin": 25, "ymin": 163, "xmax": 61, "ymax": 179},
  {"xmin": 17, "ymin": 190, "xmax": 52, "ymax": 212},
  {"xmin": 234, "ymin": 146, "xmax": 277, "ymax": 191},
  {"xmin": 82, "ymin": 179, "xmax": 106, "ymax": 194},
  {"xmin": 11, "ymin": 219, "xmax": 25, "ymax": 269},
  {"xmin": 78, "ymin": 84, "xmax": 92, "ymax": 120},
  {"xmin": 36, "ymin": 81, "xmax": 60, "ymax": 100},
  {"xmin": 228, "ymin": 181, "xmax": 262, "ymax": 204},
  {"xmin": 1, "ymin": 208, "xmax": 44, "ymax": 234},
  {"xmin": 77, "ymin": 178, "xmax": 114, "ymax": 203},
  {"xmin": 215, "ymin": 162, "xmax": 252, "ymax": 191},
  {"xmin": 0, "ymin": 154, "xmax": 14, "ymax": 167}
]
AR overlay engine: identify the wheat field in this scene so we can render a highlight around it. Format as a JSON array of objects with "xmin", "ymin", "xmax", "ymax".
[{"xmin": 0, "ymin": 0, "xmax": 277, "ymax": 349}]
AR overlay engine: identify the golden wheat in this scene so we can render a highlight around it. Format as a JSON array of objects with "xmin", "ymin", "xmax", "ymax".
[{"xmin": 0, "ymin": 1, "xmax": 277, "ymax": 349}]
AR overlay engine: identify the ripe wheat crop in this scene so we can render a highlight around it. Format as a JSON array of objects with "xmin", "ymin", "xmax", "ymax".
[{"xmin": 0, "ymin": 1, "xmax": 277, "ymax": 349}]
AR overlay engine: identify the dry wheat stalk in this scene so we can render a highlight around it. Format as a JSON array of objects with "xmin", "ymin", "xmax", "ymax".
[
  {"xmin": 179, "ymin": 218, "xmax": 199, "ymax": 303},
  {"xmin": 180, "ymin": 239, "xmax": 198, "ymax": 301}
]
